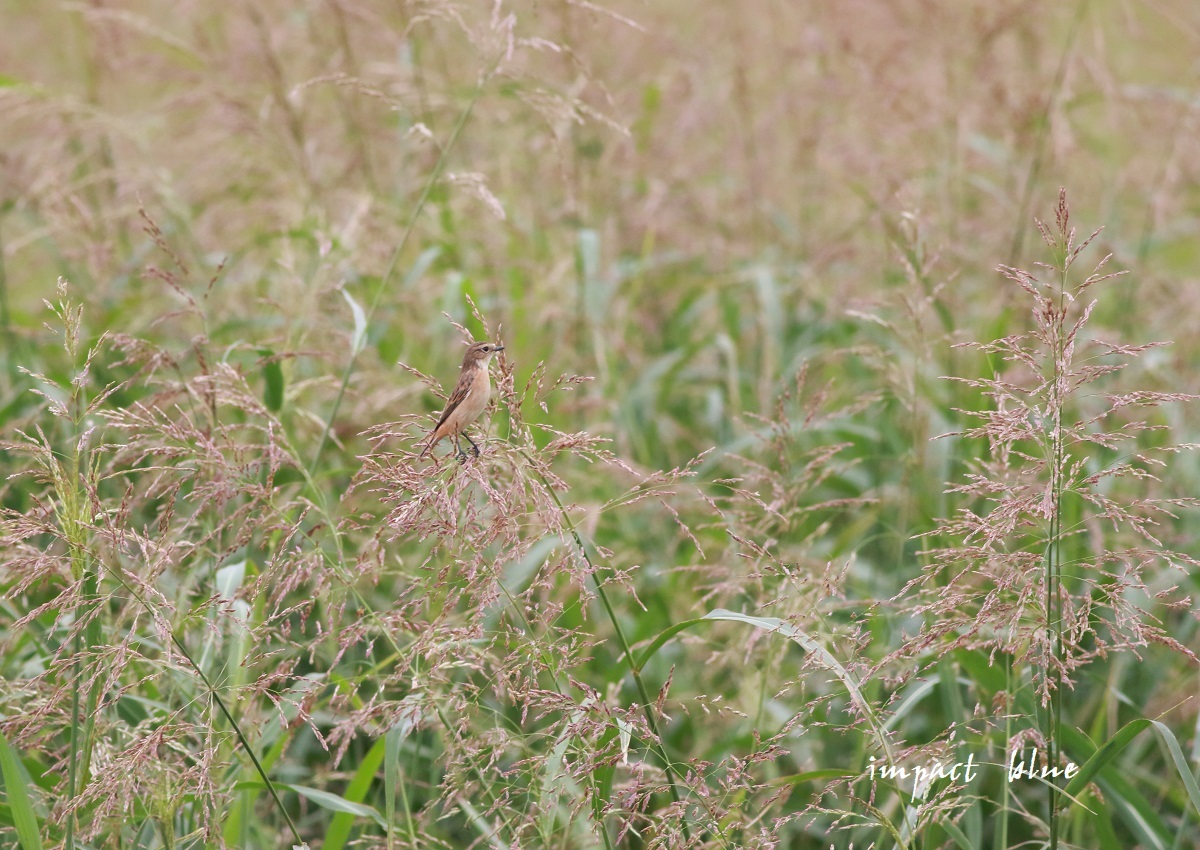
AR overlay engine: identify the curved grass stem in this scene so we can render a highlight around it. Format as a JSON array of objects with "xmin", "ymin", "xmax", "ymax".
[{"xmin": 515, "ymin": 446, "xmax": 723, "ymax": 847}]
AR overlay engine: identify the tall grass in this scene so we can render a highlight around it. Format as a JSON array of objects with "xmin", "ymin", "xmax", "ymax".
[
  {"xmin": 902, "ymin": 190, "xmax": 1199, "ymax": 847},
  {"xmin": 2, "ymin": 2, "xmax": 1200, "ymax": 849}
]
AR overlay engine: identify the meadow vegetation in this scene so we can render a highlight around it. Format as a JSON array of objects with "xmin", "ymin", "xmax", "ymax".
[{"xmin": 1, "ymin": 1, "xmax": 1199, "ymax": 848}]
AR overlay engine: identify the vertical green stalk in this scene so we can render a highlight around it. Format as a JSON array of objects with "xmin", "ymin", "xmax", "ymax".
[
  {"xmin": 996, "ymin": 661, "xmax": 1014, "ymax": 850},
  {"xmin": 65, "ymin": 626, "xmax": 80, "ymax": 850},
  {"xmin": 1044, "ymin": 254, "xmax": 1069, "ymax": 850},
  {"xmin": 52, "ymin": 293, "xmax": 99, "ymax": 850}
]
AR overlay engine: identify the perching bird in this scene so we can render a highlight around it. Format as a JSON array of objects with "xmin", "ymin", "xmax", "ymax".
[{"xmin": 419, "ymin": 341, "xmax": 505, "ymax": 461}]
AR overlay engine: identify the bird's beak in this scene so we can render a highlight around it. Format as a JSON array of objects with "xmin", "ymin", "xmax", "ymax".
[{"xmin": 495, "ymin": 345, "xmax": 505, "ymax": 352}]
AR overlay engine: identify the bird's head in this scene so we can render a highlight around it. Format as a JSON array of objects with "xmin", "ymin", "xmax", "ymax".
[{"xmin": 462, "ymin": 341, "xmax": 504, "ymax": 367}]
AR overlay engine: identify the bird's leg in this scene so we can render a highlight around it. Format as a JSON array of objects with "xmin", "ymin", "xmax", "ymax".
[
  {"xmin": 462, "ymin": 431, "xmax": 481, "ymax": 459},
  {"xmin": 452, "ymin": 433, "xmax": 467, "ymax": 463}
]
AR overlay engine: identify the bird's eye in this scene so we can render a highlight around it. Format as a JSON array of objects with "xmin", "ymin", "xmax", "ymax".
[{"xmin": 482, "ymin": 345, "xmax": 491, "ymax": 351}]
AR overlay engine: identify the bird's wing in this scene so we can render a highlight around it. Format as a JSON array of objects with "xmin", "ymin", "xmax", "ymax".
[{"xmin": 433, "ymin": 369, "xmax": 474, "ymax": 430}]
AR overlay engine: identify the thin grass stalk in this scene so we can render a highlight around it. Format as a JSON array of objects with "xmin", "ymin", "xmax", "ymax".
[
  {"xmin": 45, "ymin": 503, "xmax": 306, "ymax": 846},
  {"xmin": 65, "ymin": 626, "xmax": 80, "ymax": 850},
  {"xmin": 307, "ymin": 56, "xmax": 501, "ymax": 478},
  {"xmin": 493, "ymin": 572, "xmax": 617, "ymax": 850},
  {"xmin": 998, "ymin": 660, "xmax": 1015, "ymax": 849},
  {"xmin": 308, "ymin": 485, "xmax": 523, "ymax": 839},
  {"xmin": 1045, "ymin": 249, "xmax": 1069, "ymax": 850},
  {"xmin": 514, "ymin": 447, "xmax": 711, "ymax": 847},
  {"xmin": 77, "ymin": 481, "xmax": 106, "ymax": 832},
  {"xmin": 0, "ymin": 220, "xmax": 12, "ymax": 361},
  {"xmin": 57, "ymin": 306, "xmax": 95, "ymax": 850},
  {"xmin": 171, "ymin": 636, "xmax": 305, "ymax": 845},
  {"xmin": 1006, "ymin": 0, "xmax": 1088, "ymax": 265},
  {"xmin": 74, "ymin": 537, "xmax": 307, "ymax": 846},
  {"xmin": 393, "ymin": 748, "xmax": 417, "ymax": 849}
]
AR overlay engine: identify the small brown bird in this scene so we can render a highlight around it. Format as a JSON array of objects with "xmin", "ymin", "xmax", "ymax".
[{"xmin": 419, "ymin": 341, "xmax": 505, "ymax": 461}]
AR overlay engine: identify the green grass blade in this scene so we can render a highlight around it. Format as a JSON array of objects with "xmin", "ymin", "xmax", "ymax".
[
  {"xmin": 633, "ymin": 616, "xmax": 710, "ymax": 671},
  {"xmin": 766, "ymin": 768, "xmax": 856, "ymax": 788},
  {"xmin": 258, "ymin": 348, "xmax": 285, "ymax": 412},
  {"xmin": 1062, "ymin": 717, "xmax": 1150, "ymax": 799},
  {"xmin": 280, "ymin": 784, "xmax": 385, "ymax": 827},
  {"xmin": 458, "ymin": 796, "xmax": 511, "ymax": 850},
  {"xmin": 1150, "ymin": 719, "xmax": 1200, "ymax": 818},
  {"xmin": 324, "ymin": 736, "xmax": 387, "ymax": 850},
  {"xmin": 0, "ymin": 731, "xmax": 43, "ymax": 850},
  {"xmin": 939, "ymin": 818, "xmax": 973, "ymax": 850},
  {"xmin": 339, "ymin": 289, "xmax": 368, "ymax": 359},
  {"xmin": 385, "ymin": 716, "xmax": 418, "ymax": 846},
  {"xmin": 702, "ymin": 609, "xmax": 881, "ymax": 748},
  {"xmin": 1061, "ymin": 723, "xmax": 1173, "ymax": 847}
]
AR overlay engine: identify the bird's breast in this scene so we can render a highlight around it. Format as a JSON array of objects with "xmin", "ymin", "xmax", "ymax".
[{"xmin": 457, "ymin": 368, "xmax": 491, "ymax": 421}]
